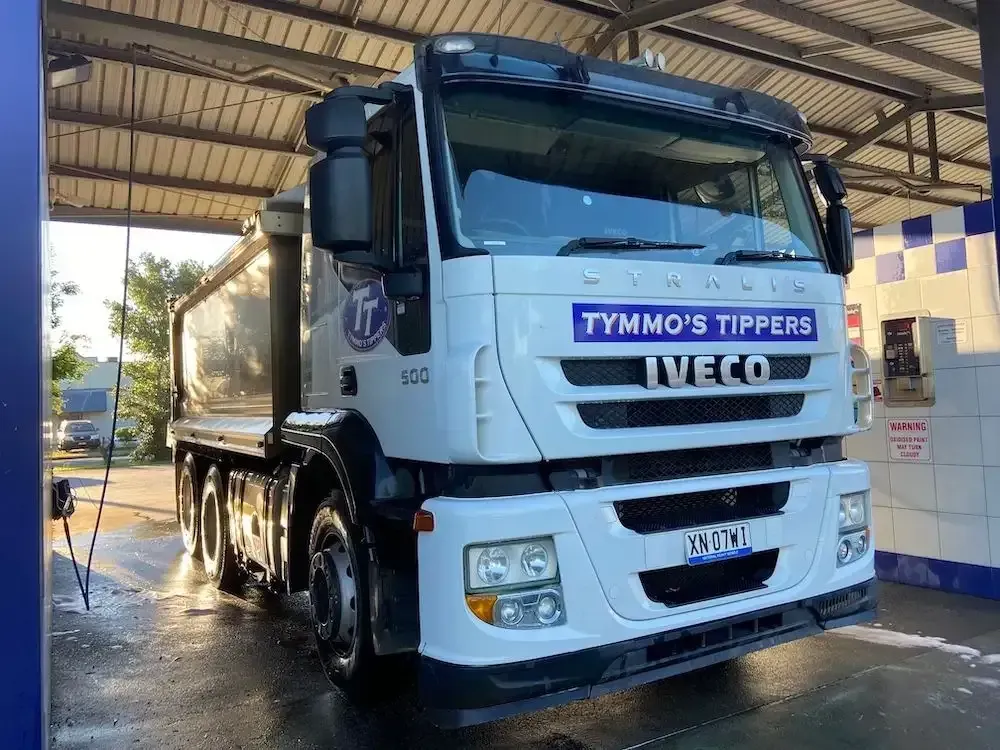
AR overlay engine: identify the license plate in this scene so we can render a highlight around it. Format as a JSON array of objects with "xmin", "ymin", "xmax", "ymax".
[{"xmin": 685, "ymin": 522, "xmax": 752, "ymax": 566}]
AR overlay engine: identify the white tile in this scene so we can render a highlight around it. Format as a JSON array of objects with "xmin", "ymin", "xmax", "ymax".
[
  {"xmin": 889, "ymin": 462, "xmax": 936, "ymax": 511},
  {"xmin": 930, "ymin": 417, "xmax": 982, "ymax": 466},
  {"xmin": 976, "ymin": 366, "xmax": 1000, "ymax": 416},
  {"xmin": 973, "ymin": 315, "xmax": 1000, "ymax": 367},
  {"xmin": 930, "ymin": 367, "xmax": 979, "ymax": 417},
  {"xmin": 938, "ymin": 512, "xmax": 991, "ymax": 566},
  {"xmin": 986, "ymin": 467, "xmax": 1000, "ymax": 518},
  {"xmin": 850, "ymin": 257, "xmax": 877, "ymax": 288},
  {"xmin": 932, "ymin": 207, "xmax": 966, "ymax": 245},
  {"xmin": 968, "ymin": 265, "xmax": 1000, "ymax": 318},
  {"xmin": 981, "ymin": 417, "xmax": 1000, "ymax": 467},
  {"xmin": 920, "ymin": 271, "xmax": 971, "ymax": 320},
  {"xmin": 873, "ymin": 222, "xmax": 903, "ymax": 256},
  {"xmin": 905, "ymin": 245, "xmax": 936, "ymax": 279},
  {"xmin": 885, "ymin": 405, "xmax": 931, "ymax": 418},
  {"xmin": 990, "ymin": 517, "xmax": 1000, "ymax": 566},
  {"xmin": 845, "ymin": 284, "xmax": 877, "ymax": 314},
  {"xmin": 876, "ymin": 279, "xmax": 922, "ymax": 317},
  {"xmin": 892, "ymin": 508, "xmax": 940, "ymax": 558},
  {"xmin": 846, "ymin": 417, "xmax": 887, "ymax": 462},
  {"xmin": 869, "ymin": 460, "xmax": 891, "ymax": 508},
  {"xmin": 934, "ymin": 465, "xmax": 986, "ymax": 515},
  {"xmin": 966, "ymin": 232, "xmax": 997, "ymax": 269},
  {"xmin": 872, "ymin": 506, "xmax": 894, "ymax": 552},
  {"xmin": 862, "ymin": 330, "xmax": 882, "ymax": 376},
  {"xmin": 929, "ymin": 316, "xmax": 976, "ymax": 370}
]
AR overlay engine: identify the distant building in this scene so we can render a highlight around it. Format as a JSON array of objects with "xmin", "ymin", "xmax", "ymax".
[{"xmin": 58, "ymin": 357, "xmax": 135, "ymax": 441}]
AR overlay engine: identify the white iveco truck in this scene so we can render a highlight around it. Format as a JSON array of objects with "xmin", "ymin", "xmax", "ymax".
[{"xmin": 170, "ymin": 34, "xmax": 876, "ymax": 726}]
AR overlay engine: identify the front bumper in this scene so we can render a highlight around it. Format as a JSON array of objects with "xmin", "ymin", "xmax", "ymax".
[{"xmin": 421, "ymin": 579, "xmax": 875, "ymax": 727}]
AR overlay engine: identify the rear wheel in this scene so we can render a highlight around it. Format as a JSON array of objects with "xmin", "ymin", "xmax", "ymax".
[
  {"xmin": 178, "ymin": 454, "xmax": 200, "ymax": 559},
  {"xmin": 308, "ymin": 495, "xmax": 383, "ymax": 700},
  {"xmin": 200, "ymin": 465, "xmax": 246, "ymax": 591}
]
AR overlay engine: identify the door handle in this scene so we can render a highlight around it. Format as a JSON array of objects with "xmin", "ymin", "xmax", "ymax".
[{"xmin": 340, "ymin": 366, "xmax": 358, "ymax": 396}]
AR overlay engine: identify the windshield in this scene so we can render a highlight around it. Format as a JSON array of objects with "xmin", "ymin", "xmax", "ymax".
[
  {"xmin": 66, "ymin": 422, "xmax": 95, "ymax": 433},
  {"xmin": 439, "ymin": 83, "xmax": 826, "ymax": 268}
]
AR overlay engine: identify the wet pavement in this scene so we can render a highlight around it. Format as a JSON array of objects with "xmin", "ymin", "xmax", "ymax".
[{"xmin": 52, "ymin": 511, "xmax": 1000, "ymax": 750}]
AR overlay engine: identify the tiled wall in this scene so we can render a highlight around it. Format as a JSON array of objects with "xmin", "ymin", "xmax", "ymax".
[{"xmin": 846, "ymin": 200, "xmax": 1000, "ymax": 599}]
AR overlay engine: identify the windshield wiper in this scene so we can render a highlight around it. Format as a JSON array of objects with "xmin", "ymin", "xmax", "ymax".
[
  {"xmin": 557, "ymin": 237, "xmax": 706, "ymax": 256},
  {"xmin": 716, "ymin": 250, "xmax": 824, "ymax": 266}
]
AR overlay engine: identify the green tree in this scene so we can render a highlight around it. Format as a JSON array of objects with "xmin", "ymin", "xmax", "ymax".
[
  {"xmin": 106, "ymin": 253, "xmax": 205, "ymax": 461},
  {"xmin": 50, "ymin": 272, "xmax": 89, "ymax": 412}
]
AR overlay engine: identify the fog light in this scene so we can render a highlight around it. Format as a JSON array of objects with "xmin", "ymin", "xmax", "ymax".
[
  {"xmin": 498, "ymin": 598, "xmax": 523, "ymax": 626},
  {"xmin": 536, "ymin": 594, "xmax": 561, "ymax": 625},
  {"xmin": 854, "ymin": 532, "xmax": 868, "ymax": 555},
  {"xmin": 838, "ymin": 539, "xmax": 852, "ymax": 564}
]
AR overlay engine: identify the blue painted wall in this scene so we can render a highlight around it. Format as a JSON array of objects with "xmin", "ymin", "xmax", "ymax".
[{"xmin": 0, "ymin": 1, "xmax": 48, "ymax": 747}]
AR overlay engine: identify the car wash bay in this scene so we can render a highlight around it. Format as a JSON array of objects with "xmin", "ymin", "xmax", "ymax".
[
  {"xmin": 48, "ymin": 466, "xmax": 1000, "ymax": 750},
  {"xmin": 10, "ymin": 0, "xmax": 1000, "ymax": 749}
]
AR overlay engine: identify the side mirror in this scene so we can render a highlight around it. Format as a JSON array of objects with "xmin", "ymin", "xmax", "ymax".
[
  {"xmin": 382, "ymin": 267, "xmax": 424, "ymax": 300},
  {"xmin": 813, "ymin": 159, "xmax": 847, "ymax": 203},
  {"xmin": 306, "ymin": 95, "xmax": 374, "ymax": 260},
  {"xmin": 826, "ymin": 202, "xmax": 854, "ymax": 277}
]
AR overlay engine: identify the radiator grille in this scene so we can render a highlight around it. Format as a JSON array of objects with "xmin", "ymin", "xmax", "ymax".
[
  {"xmin": 619, "ymin": 444, "xmax": 775, "ymax": 483},
  {"xmin": 639, "ymin": 549, "xmax": 780, "ymax": 607},
  {"xmin": 562, "ymin": 355, "xmax": 810, "ymax": 387},
  {"xmin": 615, "ymin": 483, "xmax": 790, "ymax": 535},
  {"xmin": 579, "ymin": 394, "xmax": 805, "ymax": 429}
]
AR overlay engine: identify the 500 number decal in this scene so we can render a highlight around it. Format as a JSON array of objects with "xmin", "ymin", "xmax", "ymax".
[{"xmin": 401, "ymin": 367, "xmax": 430, "ymax": 385}]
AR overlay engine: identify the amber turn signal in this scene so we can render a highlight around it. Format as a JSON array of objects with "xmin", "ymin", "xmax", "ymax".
[
  {"xmin": 413, "ymin": 509, "xmax": 435, "ymax": 532},
  {"xmin": 465, "ymin": 593, "xmax": 497, "ymax": 624}
]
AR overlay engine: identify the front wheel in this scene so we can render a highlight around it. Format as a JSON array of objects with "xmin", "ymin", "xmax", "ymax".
[{"xmin": 308, "ymin": 495, "xmax": 383, "ymax": 700}]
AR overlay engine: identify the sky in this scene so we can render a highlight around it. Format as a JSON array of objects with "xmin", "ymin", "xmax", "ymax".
[{"xmin": 49, "ymin": 222, "xmax": 235, "ymax": 357}]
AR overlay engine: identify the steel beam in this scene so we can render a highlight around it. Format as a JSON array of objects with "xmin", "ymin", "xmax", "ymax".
[
  {"xmin": 812, "ymin": 123, "xmax": 989, "ymax": 175},
  {"xmin": 844, "ymin": 182, "xmax": 967, "ymax": 208},
  {"xmin": 590, "ymin": 0, "xmax": 743, "ymax": 56},
  {"xmin": 48, "ymin": 109, "xmax": 311, "ymax": 157},
  {"xmin": 222, "ymin": 0, "xmax": 421, "ymax": 46},
  {"xmin": 46, "ymin": 1, "xmax": 392, "ymax": 82},
  {"xmin": 926, "ymin": 111, "xmax": 941, "ymax": 181},
  {"xmin": 46, "ymin": 39, "xmax": 322, "ymax": 101},
  {"xmin": 977, "ymin": 0, "xmax": 1000, "ymax": 269},
  {"xmin": 1, "ymin": 0, "xmax": 46, "ymax": 748},
  {"xmin": 893, "ymin": 0, "xmax": 978, "ymax": 32},
  {"xmin": 741, "ymin": 0, "xmax": 981, "ymax": 85},
  {"xmin": 49, "ymin": 205, "xmax": 243, "ymax": 234},
  {"xmin": 49, "ymin": 163, "xmax": 272, "ymax": 199},
  {"xmin": 833, "ymin": 105, "xmax": 919, "ymax": 159},
  {"xmin": 801, "ymin": 23, "xmax": 956, "ymax": 57}
]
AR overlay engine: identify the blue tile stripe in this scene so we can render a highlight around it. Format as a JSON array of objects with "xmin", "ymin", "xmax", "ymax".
[
  {"xmin": 853, "ymin": 198, "xmax": 991, "ymax": 284},
  {"xmin": 875, "ymin": 551, "xmax": 1000, "ymax": 601}
]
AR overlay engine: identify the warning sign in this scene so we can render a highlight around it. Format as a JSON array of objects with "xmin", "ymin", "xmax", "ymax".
[
  {"xmin": 887, "ymin": 418, "xmax": 931, "ymax": 462},
  {"xmin": 846, "ymin": 303, "xmax": 864, "ymax": 347}
]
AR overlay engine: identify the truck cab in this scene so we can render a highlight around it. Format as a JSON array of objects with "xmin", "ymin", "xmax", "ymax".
[{"xmin": 170, "ymin": 33, "xmax": 875, "ymax": 727}]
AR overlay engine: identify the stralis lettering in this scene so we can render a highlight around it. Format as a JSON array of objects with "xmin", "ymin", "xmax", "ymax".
[{"xmin": 573, "ymin": 303, "xmax": 818, "ymax": 343}]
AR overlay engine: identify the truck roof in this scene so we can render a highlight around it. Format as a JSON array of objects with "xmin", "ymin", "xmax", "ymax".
[{"xmin": 414, "ymin": 33, "xmax": 811, "ymax": 147}]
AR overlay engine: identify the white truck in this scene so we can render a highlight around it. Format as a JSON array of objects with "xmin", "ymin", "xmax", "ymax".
[{"xmin": 169, "ymin": 33, "xmax": 876, "ymax": 727}]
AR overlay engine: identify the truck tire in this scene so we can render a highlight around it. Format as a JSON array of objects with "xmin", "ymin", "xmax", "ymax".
[
  {"xmin": 178, "ymin": 453, "xmax": 201, "ymax": 559},
  {"xmin": 200, "ymin": 465, "xmax": 246, "ymax": 591},
  {"xmin": 308, "ymin": 495, "xmax": 382, "ymax": 700}
]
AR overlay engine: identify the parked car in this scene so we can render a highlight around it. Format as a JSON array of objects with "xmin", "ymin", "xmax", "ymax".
[{"xmin": 57, "ymin": 420, "xmax": 101, "ymax": 451}]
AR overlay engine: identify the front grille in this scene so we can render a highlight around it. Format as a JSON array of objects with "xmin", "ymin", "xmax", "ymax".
[
  {"xmin": 619, "ymin": 444, "xmax": 775, "ymax": 483},
  {"xmin": 562, "ymin": 355, "xmax": 810, "ymax": 387},
  {"xmin": 639, "ymin": 549, "xmax": 780, "ymax": 607},
  {"xmin": 579, "ymin": 394, "xmax": 805, "ymax": 429},
  {"xmin": 615, "ymin": 482, "xmax": 790, "ymax": 535}
]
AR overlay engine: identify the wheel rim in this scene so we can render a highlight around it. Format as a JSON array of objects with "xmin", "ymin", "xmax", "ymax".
[
  {"xmin": 180, "ymin": 472, "xmax": 196, "ymax": 543},
  {"xmin": 203, "ymin": 489, "xmax": 220, "ymax": 571},
  {"xmin": 309, "ymin": 530, "xmax": 357, "ymax": 657}
]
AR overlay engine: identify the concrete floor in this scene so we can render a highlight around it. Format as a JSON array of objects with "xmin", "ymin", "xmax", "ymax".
[{"xmin": 51, "ymin": 467, "xmax": 1000, "ymax": 750}]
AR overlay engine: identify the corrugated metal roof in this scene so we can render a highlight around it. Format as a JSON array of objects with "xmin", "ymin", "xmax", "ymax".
[{"xmin": 45, "ymin": 0, "xmax": 990, "ymax": 233}]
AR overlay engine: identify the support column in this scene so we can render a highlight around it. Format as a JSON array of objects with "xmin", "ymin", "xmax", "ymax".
[
  {"xmin": 0, "ymin": 1, "xmax": 48, "ymax": 748},
  {"xmin": 979, "ymin": 1, "xmax": 1000, "ymax": 252}
]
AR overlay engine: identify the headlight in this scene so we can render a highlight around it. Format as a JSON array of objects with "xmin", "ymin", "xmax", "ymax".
[
  {"xmin": 837, "ymin": 528, "xmax": 870, "ymax": 567},
  {"xmin": 466, "ymin": 537, "xmax": 558, "ymax": 591},
  {"xmin": 839, "ymin": 492, "xmax": 868, "ymax": 531}
]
